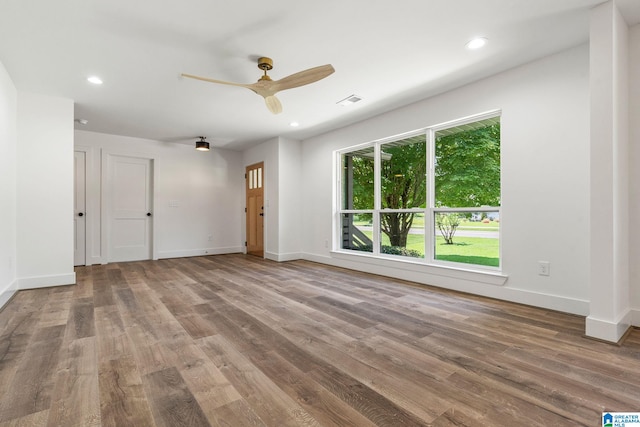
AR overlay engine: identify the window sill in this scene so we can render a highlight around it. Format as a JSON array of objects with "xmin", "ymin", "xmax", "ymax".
[{"xmin": 330, "ymin": 250, "xmax": 508, "ymax": 286}]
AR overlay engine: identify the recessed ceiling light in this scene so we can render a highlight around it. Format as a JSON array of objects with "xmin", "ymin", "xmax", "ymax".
[
  {"xmin": 337, "ymin": 94, "xmax": 362, "ymax": 107},
  {"xmin": 466, "ymin": 37, "xmax": 488, "ymax": 50},
  {"xmin": 87, "ymin": 76, "xmax": 103, "ymax": 85},
  {"xmin": 75, "ymin": 119, "xmax": 89, "ymax": 125},
  {"xmin": 289, "ymin": 122, "xmax": 299, "ymax": 127}
]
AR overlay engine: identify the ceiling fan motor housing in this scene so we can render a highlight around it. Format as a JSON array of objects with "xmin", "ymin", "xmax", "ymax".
[{"xmin": 257, "ymin": 57, "xmax": 273, "ymax": 71}]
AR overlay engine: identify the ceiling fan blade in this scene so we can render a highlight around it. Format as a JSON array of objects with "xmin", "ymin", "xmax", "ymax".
[
  {"xmin": 264, "ymin": 95, "xmax": 282, "ymax": 114},
  {"xmin": 182, "ymin": 62, "xmax": 333, "ymax": 114},
  {"xmin": 181, "ymin": 73, "xmax": 250, "ymax": 89},
  {"xmin": 271, "ymin": 64, "xmax": 335, "ymax": 93}
]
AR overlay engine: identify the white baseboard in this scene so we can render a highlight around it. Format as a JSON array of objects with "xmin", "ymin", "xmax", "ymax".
[
  {"xmin": 301, "ymin": 252, "xmax": 589, "ymax": 316},
  {"xmin": 157, "ymin": 247, "xmax": 243, "ymax": 260},
  {"xmin": 0, "ymin": 279, "xmax": 18, "ymax": 311},
  {"xmin": 18, "ymin": 272, "xmax": 76, "ymax": 290},
  {"xmin": 265, "ymin": 251, "xmax": 302, "ymax": 262},
  {"xmin": 586, "ymin": 309, "xmax": 633, "ymax": 343},
  {"xmin": 632, "ymin": 308, "xmax": 640, "ymax": 327}
]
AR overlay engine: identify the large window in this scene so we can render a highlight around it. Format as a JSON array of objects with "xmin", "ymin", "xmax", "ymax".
[{"xmin": 337, "ymin": 111, "xmax": 501, "ymax": 269}]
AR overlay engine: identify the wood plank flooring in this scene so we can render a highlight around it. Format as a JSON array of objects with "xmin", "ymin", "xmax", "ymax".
[{"xmin": 0, "ymin": 254, "xmax": 639, "ymax": 426}]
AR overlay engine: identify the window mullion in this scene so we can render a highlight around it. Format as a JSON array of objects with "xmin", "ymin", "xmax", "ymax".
[
  {"xmin": 426, "ymin": 129, "xmax": 436, "ymax": 262},
  {"xmin": 373, "ymin": 143, "xmax": 381, "ymax": 256}
]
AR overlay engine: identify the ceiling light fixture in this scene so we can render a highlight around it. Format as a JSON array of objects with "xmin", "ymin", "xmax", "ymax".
[
  {"xmin": 337, "ymin": 94, "xmax": 362, "ymax": 107},
  {"xmin": 75, "ymin": 118, "xmax": 89, "ymax": 125},
  {"xmin": 289, "ymin": 122, "xmax": 299, "ymax": 127},
  {"xmin": 87, "ymin": 76, "xmax": 103, "ymax": 85},
  {"xmin": 466, "ymin": 37, "xmax": 488, "ymax": 50},
  {"xmin": 195, "ymin": 136, "xmax": 210, "ymax": 151}
]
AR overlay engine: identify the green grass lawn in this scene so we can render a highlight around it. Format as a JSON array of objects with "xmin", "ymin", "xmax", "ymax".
[
  {"xmin": 353, "ymin": 216, "xmax": 499, "ymax": 231},
  {"xmin": 434, "ymin": 236, "xmax": 499, "ymax": 267},
  {"xmin": 368, "ymin": 231, "xmax": 499, "ymax": 267}
]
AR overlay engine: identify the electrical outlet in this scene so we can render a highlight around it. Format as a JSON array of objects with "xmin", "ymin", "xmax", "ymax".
[
  {"xmin": 324, "ymin": 239, "xmax": 328, "ymax": 248},
  {"xmin": 538, "ymin": 261, "xmax": 550, "ymax": 276},
  {"xmin": 208, "ymin": 234, "xmax": 213, "ymax": 241}
]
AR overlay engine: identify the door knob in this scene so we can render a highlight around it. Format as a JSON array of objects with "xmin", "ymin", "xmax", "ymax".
[
  {"xmin": 78, "ymin": 212, "xmax": 84, "ymax": 217},
  {"xmin": 147, "ymin": 212, "xmax": 152, "ymax": 217}
]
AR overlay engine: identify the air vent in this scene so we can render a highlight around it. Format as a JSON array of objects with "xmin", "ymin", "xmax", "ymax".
[{"xmin": 337, "ymin": 94, "xmax": 362, "ymax": 106}]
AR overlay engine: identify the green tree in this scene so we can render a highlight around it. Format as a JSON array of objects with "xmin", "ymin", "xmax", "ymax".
[
  {"xmin": 380, "ymin": 137, "xmax": 426, "ymax": 247},
  {"xmin": 435, "ymin": 213, "xmax": 461, "ymax": 245},
  {"xmin": 434, "ymin": 123, "xmax": 500, "ymax": 244},
  {"xmin": 435, "ymin": 124, "xmax": 500, "ymax": 208},
  {"xmin": 349, "ymin": 156, "xmax": 374, "ymax": 210}
]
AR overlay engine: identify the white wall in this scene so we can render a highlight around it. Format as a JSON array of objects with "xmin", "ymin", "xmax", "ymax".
[
  {"xmin": 301, "ymin": 44, "xmax": 591, "ymax": 315},
  {"xmin": 0, "ymin": 61, "xmax": 17, "ymax": 306},
  {"xmin": 277, "ymin": 138, "xmax": 302, "ymax": 261},
  {"xmin": 16, "ymin": 92, "xmax": 75, "ymax": 289},
  {"xmin": 74, "ymin": 130, "xmax": 244, "ymax": 263},
  {"xmin": 629, "ymin": 22, "xmax": 640, "ymax": 325}
]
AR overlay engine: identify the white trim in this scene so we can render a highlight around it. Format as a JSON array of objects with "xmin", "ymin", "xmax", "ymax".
[
  {"xmin": 151, "ymin": 157, "xmax": 160, "ymax": 261},
  {"xmin": 429, "ymin": 109, "xmax": 502, "ymax": 132},
  {"xmin": 265, "ymin": 251, "xmax": 302, "ymax": 262},
  {"xmin": 18, "ymin": 273, "xmax": 76, "ymax": 290},
  {"xmin": 330, "ymin": 249, "xmax": 507, "ymax": 285},
  {"xmin": 157, "ymin": 247, "xmax": 243, "ymax": 259},
  {"xmin": 586, "ymin": 310, "xmax": 633, "ymax": 343},
  {"xmin": 631, "ymin": 308, "xmax": 640, "ymax": 327},
  {"xmin": 0, "ymin": 279, "xmax": 18, "ymax": 311},
  {"xmin": 302, "ymin": 252, "xmax": 589, "ymax": 316}
]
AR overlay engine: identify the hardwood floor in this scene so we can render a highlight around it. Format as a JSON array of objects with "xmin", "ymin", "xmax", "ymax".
[{"xmin": 1, "ymin": 254, "xmax": 639, "ymax": 426}]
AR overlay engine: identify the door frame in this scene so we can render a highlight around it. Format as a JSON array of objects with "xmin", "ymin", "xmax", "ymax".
[
  {"xmin": 101, "ymin": 149, "xmax": 159, "ymax": 262},
  {"xmin": 245, "ymin": 161, "xmax": 265, "ymax": 257}
]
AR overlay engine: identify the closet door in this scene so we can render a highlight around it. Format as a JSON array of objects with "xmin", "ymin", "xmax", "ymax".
[
  {"xmin": 74, "ymin": 151, "xmax": 86, "ymax": 266},
  {"xmin": 107, "ymin": 154, "xmax": 153, "ymax": 262}
]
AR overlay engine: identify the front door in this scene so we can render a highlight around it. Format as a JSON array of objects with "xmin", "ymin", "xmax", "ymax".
[
  {"xmin": 108, "ymin": 154, "xmax": 153, "ymax": 262},
  {"xmin": 74, "ymin": 151, "xmax": 86, "ymax": 266},
  {"xmin": 246, "ymin": 162, "xmax": 264, "ymax": 257}
]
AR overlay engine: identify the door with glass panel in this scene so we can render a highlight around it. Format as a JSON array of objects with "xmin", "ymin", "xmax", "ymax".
[{"xmin": 245, "ymin": 162, "xmax": 264, "ymax": 257}]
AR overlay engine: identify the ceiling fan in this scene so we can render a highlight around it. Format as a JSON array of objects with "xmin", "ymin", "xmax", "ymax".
[{"xmin": 182, "ymin": 57, "xmax": 335, "ymax": 114}]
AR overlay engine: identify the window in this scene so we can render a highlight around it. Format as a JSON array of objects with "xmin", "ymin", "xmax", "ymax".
[{"xmin": 337, "ymin": 111, "xmax": 501, "ymax": 269}]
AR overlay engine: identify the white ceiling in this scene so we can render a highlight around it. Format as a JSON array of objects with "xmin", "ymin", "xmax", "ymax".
[{"xmin": 1, "ymin": 0, "xmax": 638, "ymax": 150}]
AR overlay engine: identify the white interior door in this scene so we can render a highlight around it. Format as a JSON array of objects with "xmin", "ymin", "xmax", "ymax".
[
  {"xmin": 108, "ymin": 155, "xmax": 153, "ymax": 262},
  {"xmin": 74, "ymin": 151, "xmax": 86, "ymax": 266}
]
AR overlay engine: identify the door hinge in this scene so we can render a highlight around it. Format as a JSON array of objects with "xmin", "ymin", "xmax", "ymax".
[
  {"xmin": 244, "ymin": 173, "xmax": 247, "ymax": 179},
  {"xmin": 244, "ymin": 241, "xmax": 247, "ymax": 247},
  {"xmin": 244, "ymin": 207, "xmax": 247, "ymax": 213}
]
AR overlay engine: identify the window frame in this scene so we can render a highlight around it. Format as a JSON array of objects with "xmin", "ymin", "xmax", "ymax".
[{"xmin": 335, "ymin": 110, "xmax": 501, "ymax": 271}]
